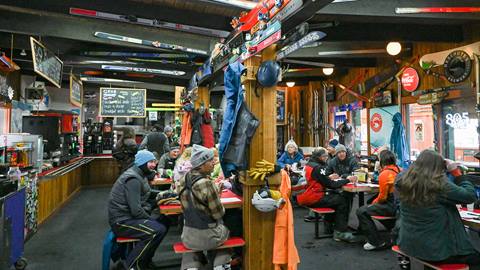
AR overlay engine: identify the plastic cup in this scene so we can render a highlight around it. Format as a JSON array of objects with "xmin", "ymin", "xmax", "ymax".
[{"xmin": 467, "ymin": 203, "xmax": 475, "ymax": 212}]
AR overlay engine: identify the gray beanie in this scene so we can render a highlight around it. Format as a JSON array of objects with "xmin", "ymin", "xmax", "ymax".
[
  {"xmin": 164, "ymin": 125, "xmax": 173, "ymax": 133},
  {"xmin": 335, "ymin": 144, "xmax": 347, "ymax": 154},
  {"xmin": 190, "ymin": 144, "xmax": 214, "ymax": 168}
]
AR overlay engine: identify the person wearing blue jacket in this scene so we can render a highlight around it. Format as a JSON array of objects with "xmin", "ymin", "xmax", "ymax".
[{"xmin": 277, "ymin": 139, "xmax": 304, "ymax": 169}]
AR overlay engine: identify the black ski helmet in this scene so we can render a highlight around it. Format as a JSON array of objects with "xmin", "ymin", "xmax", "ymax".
[{"xmin": 257, "ymin": 61, "xmax": 281, "ymax": 87}]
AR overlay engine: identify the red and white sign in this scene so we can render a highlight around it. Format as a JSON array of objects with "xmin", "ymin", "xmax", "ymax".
[
  {"xmin": 370, "ymin": 113, "xmax": 383, "ymax": 133},
  {"xmin": 401, "ymin": 67, "xmax": 420, "ymax": 92}
]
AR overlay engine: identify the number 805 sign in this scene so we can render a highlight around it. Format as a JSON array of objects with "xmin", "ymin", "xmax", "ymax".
[{"xmin": 445, "ymin": 112, "xmax": 470, "ymax": 129}]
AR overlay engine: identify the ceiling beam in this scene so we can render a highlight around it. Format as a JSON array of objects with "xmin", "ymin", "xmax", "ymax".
[
  {"xmin": 318, "ymin": 0, "xmax": 480, "ymax": 23},
  {"xmin": 0, "ymin": 5, "xmax": 214, "ymax": 54}
]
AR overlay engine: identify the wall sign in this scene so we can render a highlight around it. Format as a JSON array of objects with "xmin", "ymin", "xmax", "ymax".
[
  {"xmin": 401, "ymin": 67, "xmax": 420, "ymax": 92},
  {"xmin": 276, "ymin": 89, "xmax": 286, "ymax": 124},
  {"xmin": 30, "ymin": 37, "xmax": 63, "ymax": 88},
  {"xmin": 69, "ymin": 74, "xmax": 83, "ymax": 107},
  {"xmin": 370, "ymin": 113, "xmax": 383, "ymax": 133},
  {"xmin": 443, "ymin": 50, "xmax": 472, "ymax": 84},
  {"xmin": 148, "ymin": 111, "xmax": 158, "ymax": 121},
  {"xmin": 414, "ymin": 121, "xmax": 424, "ymax": 141},
  {"xmin": 445, "ymin": 112, "xmax": 470, "ymax": 129},
  {"xmin": 99, "ymin": 88, "xmax": 146, "ymax": 118}
]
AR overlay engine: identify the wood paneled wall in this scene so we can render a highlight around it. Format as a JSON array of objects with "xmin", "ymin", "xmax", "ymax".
[
  {"xmin": 37, "ymin": 166, "xmax": 82, "ymax": 224},
  {"xmin": 82, "ymin": 158, "xmax": 120, "ymax": 186}
]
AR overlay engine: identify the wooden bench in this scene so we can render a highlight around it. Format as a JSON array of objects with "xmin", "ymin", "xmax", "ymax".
[
  {"xmin": 173, "ymin": 237, "xmax": 246, "ymax": 254},
  {"xmin": 308, "ymin": 207, "xmax": 335, "ymax": 239},
  {"xmin": 392, "ymin": 245, "xmax": 469, "ymax": 270}
]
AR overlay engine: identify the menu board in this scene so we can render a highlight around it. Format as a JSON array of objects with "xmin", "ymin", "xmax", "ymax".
[
  {"xmin": 99, "ymin": 87, "xmax": 146, "ymax": 118},
  {"xmin": 30, "ymin": 37, "xmax": 63, "ymax": 88},
  {"xmin": 70, "ymin": 74, "xmax": 83, "ymax": 107}
]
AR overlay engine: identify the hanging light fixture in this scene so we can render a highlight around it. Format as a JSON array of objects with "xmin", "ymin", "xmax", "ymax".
[
  {"xmin": 322, "ymin": 67, "xmax": 334, "ymax": 76},
  {"xmin": 286, "ymin": 81, "xmax": 295, "ymax": 87},
  {"xmin": 20, "ymin": 49, "xmax": 27, "ymax": 56},
  {"xmin": 386, "ymin": 42, "xmax": 402, "ymax": 56}
]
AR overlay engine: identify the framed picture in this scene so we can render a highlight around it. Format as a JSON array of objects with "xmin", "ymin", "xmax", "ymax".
[
  {"xmin": 70, "ymin": 74, "xmax": 83, "ymax": 107},
  {"xmin": 30, "ymin": 37, "xmax": 63, "ymax": 88},
  {"xmin": 276, "ymin": 89, "xmax": 286, "ymax": 125}
]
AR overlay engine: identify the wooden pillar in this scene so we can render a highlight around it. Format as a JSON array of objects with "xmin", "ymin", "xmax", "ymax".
[
  {"xmin": 242, "ymin": 45, "xmax": 280, "ymax": 270},
  {"xmin": 194, "ymin": 86, "xmax": 210, "ymax": 109}
]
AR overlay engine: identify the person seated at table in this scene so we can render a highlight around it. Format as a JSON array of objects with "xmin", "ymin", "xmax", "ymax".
[
  {"xmin": 297, "ymin": 147, "xmax": 358, "ymax": 242},
  {"xmin": 177, "ymin": 144, "xmax": 231, "ymax": 270},
  {"xmin": 173, "ymin": 147, "xmax": 193, "ymax": 186},
  {"xmin": 164, "ymin": 125, "xmax": 178, "ymax": 146},
  {"xmin": 108, "ymin": 150, "xmax": 169, "ymax": 270},
  {"xmin": 356, "ymin": 149, "xmax": 400, "ymax": 251},
  {"xmin": 326, "ymin": 139, "xmax": 338, "ymax": 161},
  {"xmin": 112, "ymin": 127, "xmax": 138, "ymax": 173},
  {"xmin": 157, "ymin": 145, "xmax": 181, "ymax": 177},
  {"xmin": 396, "ymin": 150, "xmax": 480, "ymax": 269},
  {"xmin": 327, "ymin": 144, "xmax": 359, "ymax": 180},
  {"xmin": 277, "ymin": 139, "xmax": 304, "ymax": 169}
]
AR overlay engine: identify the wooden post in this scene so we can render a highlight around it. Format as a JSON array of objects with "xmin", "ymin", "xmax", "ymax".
[
  {"xmin": 194, "ymin": 86, "xmax": 210, "ymax": 109},
  {"xmin": 242, "ymin": 45, "xmax": 280, "ymax": 270}
]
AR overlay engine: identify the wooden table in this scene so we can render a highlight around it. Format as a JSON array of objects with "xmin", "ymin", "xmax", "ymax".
[
  {"xmin": 151, "ymin": 178, "xmax": 173, "ymax": 186},
  {"xmin": 159, "ymin": 189, "xmax": 243, "ymax": 215},
  {"xmin": 342, "ymin": 183, "xmax": 379, "ymax": 206},
  {"xmin": 459, "ymin": 208, "xmax": 480, "ymax": 231}
]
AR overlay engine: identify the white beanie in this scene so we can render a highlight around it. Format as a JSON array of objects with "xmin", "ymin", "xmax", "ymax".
[
  {"xmin": 284, "ymin": 139, "xmax": 298, "ymax": 152},
  {"xmin": 190, "ymin": 144, "xmax": 214, "ymax": 168}
]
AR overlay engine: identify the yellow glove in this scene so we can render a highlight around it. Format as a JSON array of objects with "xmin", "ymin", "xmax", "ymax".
[{"xmin": 247, "ymin": 159, "xmax": 276, "ymax": 181}]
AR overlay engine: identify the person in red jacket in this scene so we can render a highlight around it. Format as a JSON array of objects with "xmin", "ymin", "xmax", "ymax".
[
  {"xmin": 356, "ymin": 149, "xmax": 400, "ymax": 251},
  {"xmin": 297, "ymin": 147, "xmax": 358, "ymax": 242}
]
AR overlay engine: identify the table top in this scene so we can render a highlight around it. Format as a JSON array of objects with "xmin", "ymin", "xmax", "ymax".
[
  {"xmin": 459, "ymin": 208, "xmax": 480, "ymax": 230},
  {"xmin": 159, "ymin": 189, "xmax": 243, "ymax": 215},
  {"xmin": 342, "ymin": 182, "xmax": 379, "ymax": 193}
]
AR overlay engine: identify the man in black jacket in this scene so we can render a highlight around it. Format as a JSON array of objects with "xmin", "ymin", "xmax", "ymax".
[
  {"xmin": 327, "ymin": 144, "xmax": 359, "ymax": 179},
  {"xmin": 309, "ymin": 147, "xmax": 358, "ymax": 242},
  {"xmin": 108, "ymin": 150, "xmax": 168, "ymax": 270},
  {"xmin": 139, "ymin": 125, "xmax": 170, "ymax": 158}
]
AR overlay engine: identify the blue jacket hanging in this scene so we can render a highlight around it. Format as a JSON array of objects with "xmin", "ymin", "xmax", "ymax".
[
  {"xmin": 219, "ymin": 62, "xmax": 246, "ymax": 159},
  {"xmin": 390, "ymin": 112, "xmax": 410, "ymax": 169}
]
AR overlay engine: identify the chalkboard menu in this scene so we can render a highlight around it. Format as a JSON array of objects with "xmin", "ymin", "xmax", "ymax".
[
  {"xmin": 70, "ymin": 74, "xmax": 83, "ymax": 107},
  {"xmin": 99, "ymin": 87, "xmax": 146, "ymax": 118},
  {"xmin": 30, "ymin": 37, "xmax": 63, "ymax": 88}
]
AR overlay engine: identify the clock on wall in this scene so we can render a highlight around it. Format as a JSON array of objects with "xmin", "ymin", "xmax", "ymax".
[{"xmin": 443, "ymin": 50, "xmax": 472, "ymax": 84}]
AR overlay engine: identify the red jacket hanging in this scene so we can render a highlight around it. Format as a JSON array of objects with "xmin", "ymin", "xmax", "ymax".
[{"xmin": 201, "ymin": 110, "xmax": 215, "ymax": 148}]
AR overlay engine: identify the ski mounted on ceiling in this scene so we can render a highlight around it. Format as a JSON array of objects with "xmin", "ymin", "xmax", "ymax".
[
  {"xmin": 395, "ymin": 7, "xmax": 480, "ymax": 14},
  {"xmin": 93, "ymin": 32, "xmax": 209, "ymax": 56},
  {"xmin": 70, "ymin": 7, "xmax": 230, "ymax": 38},
  {"xmin": 81, "ymin": 51, "xmax": 193, "ymax": 59}
]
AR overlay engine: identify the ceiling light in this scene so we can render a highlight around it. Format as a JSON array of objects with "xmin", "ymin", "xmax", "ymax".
[
  {"xmin": 386, "ymin": 42, "xmax": 402, "ymax": 56},
  {"xmin": 286, "ymin": 82, "xmax": 295, "ymax": 87},
  {"xmin": 20, "ymin": 49, "xmax": 27, "ymax": 56},
  {"xmin": 322, "ymin": 68, "xmax": 334, "ymax": 76}
]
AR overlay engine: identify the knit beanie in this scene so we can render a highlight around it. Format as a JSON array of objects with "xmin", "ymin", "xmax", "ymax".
[
  {"xmin": 311, "ymin": 147, "xmax": 328, "ymax": 160},
  {"xmin": 164, "ymin": 125, "xmax": 173, "ymax": 133},
  {"xmin": 335, "ymin": 144, "xmax": 347, "ymax": 154},
  {"xmin": 190, "ymin": 144, "xmax": 214, "ymax": 168},
  {"xmin": 134, "ymin": 150, "xmax": 156, "ymax": 167},
  {"xmin": 284, "ymin": 139, "xmax": 298, "ymax": 152},
  {"xmin": 328, "ymin": 139, "xmax": 339, "ymax": 148}
]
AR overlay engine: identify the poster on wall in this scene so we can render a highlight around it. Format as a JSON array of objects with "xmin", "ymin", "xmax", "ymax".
[
  {"xmin": 276, "ymin": 89, "xmax": 286, "ymax": 125},
  {"xmin": 370, "ymin": 105, "xmax": 399, "ymax": 154},
  {"xmin": 70, "ymin": 74, "xmax": 83, "ymax": 107},
  {"xmin": 414, "ymin": 121, "xmax": 424, "ymax": 141}
]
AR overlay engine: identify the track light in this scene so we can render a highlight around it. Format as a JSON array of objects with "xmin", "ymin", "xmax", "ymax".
[
  {"xmin": 286, "ymin": 82, "xmax": 295, "ymax": 87},
  {"xmin": 20, "ymin": 49, "xmax": 27, "ymax": 56}
]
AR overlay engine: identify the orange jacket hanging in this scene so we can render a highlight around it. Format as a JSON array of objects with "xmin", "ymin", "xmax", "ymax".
[
  {"xmin": 180, "ymin": 111, "xmax": 192, "ymax": 152},
  {"xmin": 273, "ymin": 170, "xmax": 300, "ymax": 270}
]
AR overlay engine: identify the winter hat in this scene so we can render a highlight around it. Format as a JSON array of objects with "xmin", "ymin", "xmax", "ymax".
[
  {"xmin": 311, "ymin": 147, "xmax": 328, "ymax": 160},
  {"xmin": 335, "ymin": 144, "xmax": 347, "ymax": 154},
  {"xmin": 164, "ymin": 126, "xmax": 173, "ymax": 133},
  {"xmin": 135, "ymin": 150, "xmax": 156, "ymax": 167},
  {"xmin": 190, "ymin": 144, "xmax": 214, "ymax": 168},
  {"xmin": 328, "ymin": 139, "xmax": 339, "ymax": 148},
  {"xmin": 284, "ymin": 139, "xmax": 298, "ymax": 152}
]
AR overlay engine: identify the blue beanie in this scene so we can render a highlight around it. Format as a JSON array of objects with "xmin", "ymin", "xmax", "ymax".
[
  {"xmin": 328, "ymin": 139, "xmax": 339, "ymax": 148},
  {"xmin": 134, "ymin": 150, "xmax": 156, "ymax": 167}
]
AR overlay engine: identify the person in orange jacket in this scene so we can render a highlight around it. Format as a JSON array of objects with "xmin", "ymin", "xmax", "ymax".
[{"xmin": 356, "ymin": 149, "xmax": 400, "ymax": 250}]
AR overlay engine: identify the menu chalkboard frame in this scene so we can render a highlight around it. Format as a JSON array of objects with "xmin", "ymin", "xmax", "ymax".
[
  {"xmin": 69, "ymin": 74, "xmax": 83, "ymax": 107},
  {"xmin": 30, "ymin": 37, "xmax": 63, "ymax": 88},
  {"xmin": 99, "ymin": 87, "xmax": 147, "ymax": 118}
]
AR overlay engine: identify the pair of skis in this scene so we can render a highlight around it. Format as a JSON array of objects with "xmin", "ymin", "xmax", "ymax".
[{"xmin": 93, "ymin": 32, "xmax": 208, "ymax": 56}]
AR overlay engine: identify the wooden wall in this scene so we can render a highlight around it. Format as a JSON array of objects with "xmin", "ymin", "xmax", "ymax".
[
  {"xmin": 82, "ymin": 158, "xmax": 120, "ymax": 186},
  {"xmin": 37, "ymin": 166, "xmax": 83, "ymax": 224}
]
